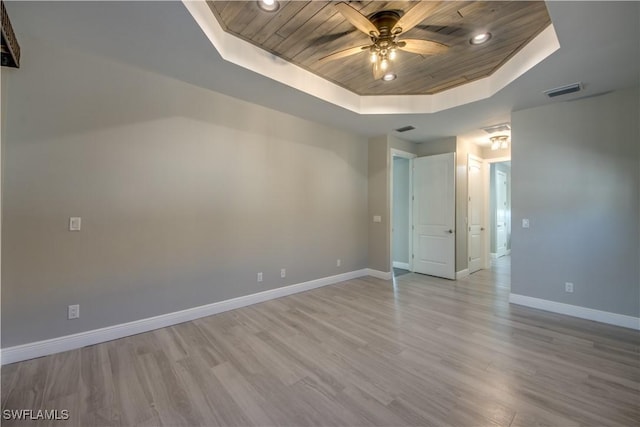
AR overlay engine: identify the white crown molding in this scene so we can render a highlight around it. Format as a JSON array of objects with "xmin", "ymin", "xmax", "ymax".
[
  {"xmin": 509, "ymin": 293, "xmax": 640, "ymax": 330},
  {"xmin": 182, "ymin": 0, "xmax": 560, "ymax": 115}
]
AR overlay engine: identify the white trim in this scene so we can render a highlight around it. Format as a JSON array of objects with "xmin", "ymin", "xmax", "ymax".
[
  {"xmin": 484, "ymin": 156, "xmax": 511, "ymax": 164},
  {"xmin": 491, "ymin": 251, "xmax": 511, "ymax": 259},
  {"xmin": 1, "ymin": 269, "xmax": 374, "ymax": 365},
  {"xmin": 456, "ymin": 269, "xmax": 470, "ymax": 279},
  {"xmin": 390, "ymin": 148, "xmax": 417, "ymax": 273},
  {"xmin": 366, "ymin": 269, "xmax": 393, "ymax": 281},
  {"xmin": 509, "ymin": 294, "xmax": 640, "ymax": 330},
  {"xmin": 393, "ymin": 261, "xmax": 410, "ymax": 270},
  {"xmin": 467, "ymin": 153, "xmax": 486, "ymax": 275},
  {"xmin": 390, "ymin": 149, "xmax": 417, "ymax": 160}
]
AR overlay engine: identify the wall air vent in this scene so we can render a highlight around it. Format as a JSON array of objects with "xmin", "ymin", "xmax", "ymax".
[
  {"xmin": 482, "ymin": 123, "xmax": 511, "ymax": 134},
  {"xmin": 395, "ymin": 125, "xmax": 415, "ymax": 133},
  {"xmin": 544, "ymin": 82, "xmax": 583, "ymax": 98}
]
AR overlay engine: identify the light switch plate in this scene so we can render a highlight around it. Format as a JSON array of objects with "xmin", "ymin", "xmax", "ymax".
[
  {"xmin": 69, "ymin": 217, "xmax": 82, "ymax": 231},
  {"xmin": 522, "ymin": 218, "xmax": 530, "ymax": 228},
  {"xmin": 373, "ymin": 215, "xmax": 382, "ymax": 223}
]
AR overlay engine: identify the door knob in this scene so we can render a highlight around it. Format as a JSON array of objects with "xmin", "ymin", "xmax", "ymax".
[
  {"xmin": 447, "ymin": 229, "xmax": 453, "ymax": 234},
  {"xmin": 481, "ymin": 227, "xmax": 485, "ymax": 231}
]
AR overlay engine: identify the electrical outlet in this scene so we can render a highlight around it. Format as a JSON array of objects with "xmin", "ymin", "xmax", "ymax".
[
  {"xmin": 68, "ymin": 304, "xmax": 80, "ymax": 319},
  {"xmin": 257, "ymin": 272, "xmax": 263, "ymax": 283},
  {"xmin": 281, "ymin": 268, "xmax": 286, "ymax": 278},
  {"xmin": 522, "ymin": 218, "xmax": 530, "ymax": 228},
  {"xmin": 69, "ymin": 217, "xmax": 82, "ymax": 231},
  {"xmin": 565, "ymin": 282, "xmax": 574, "ymax": 293},
  {"xmin": 337, "ymin": 259, "xmax": 341, "ymax": 267}
]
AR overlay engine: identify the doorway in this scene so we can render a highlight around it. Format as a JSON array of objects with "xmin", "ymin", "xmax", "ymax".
[
  {"xmin": 490, "ymin": 161, "xmax": 511, "ymax": 259},
  {"xmin": 391, "ymin": 149, "xmax": 416, "ymax": 277}
]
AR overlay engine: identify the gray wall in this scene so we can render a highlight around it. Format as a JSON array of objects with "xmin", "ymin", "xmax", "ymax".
[
  {"xmin": 389, "ymin": 134, "xmax": 418, "ymax": 155},
  {"xmin": 482, "ymin": 145, "xmax": 511, "ymax": 160},
  {"xmin": 512, "ymin": 88, "xmax": 639, "ymax": 317},
  {"xmin": 392, "ymin": 157, "xmax": 410, "ymax": 265},
  {"xmin": 490, "ymin": 162, "xmax": 512, "ymax": 254},
  {"xmin": 417, "ymin": 137, "xmax": 456, "ymax": 157},
  {"xmin": 1, "ymin": 36, "xmax": 369, "ymax": 347},
  {"xmin": 367, "ymin": 136, "xmax": 389, "ymax": 272}
]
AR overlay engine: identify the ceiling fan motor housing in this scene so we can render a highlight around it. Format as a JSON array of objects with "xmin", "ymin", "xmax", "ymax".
[{"xmin": 369, "ymin": 10, "xmax": 402, "ymax": 39}]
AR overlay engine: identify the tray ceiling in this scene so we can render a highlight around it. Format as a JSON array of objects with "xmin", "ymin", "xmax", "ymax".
[{"xmin": 207, "ymin": 1, "xmax": 551, "ymax": 96}]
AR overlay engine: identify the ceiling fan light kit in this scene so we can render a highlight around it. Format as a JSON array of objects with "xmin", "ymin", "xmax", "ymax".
[
  {"xmin": 490, "ymin": 135, "xmax": 509, "ymax": 151},
  {"xmin": 319, "ymin": 2, "xmax": 450, "ymax": 81}
]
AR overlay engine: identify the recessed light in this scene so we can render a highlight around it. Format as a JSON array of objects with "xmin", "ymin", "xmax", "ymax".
[
  {"xmin": 470, "ymin": 32, "xmax": 492, "ymax": 45},
  {"xmin": 382, "ymin": 72, "xmax": 397, "ymax": 82},
  {"xmin": 257, "ymin": 0, "xmax": 279, "ymax": 13}
]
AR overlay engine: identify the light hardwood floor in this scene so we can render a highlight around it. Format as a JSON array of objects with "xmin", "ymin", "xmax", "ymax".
[{"xmin": 2, "ymin": 257, "xmax": 639, "ymax": 426}]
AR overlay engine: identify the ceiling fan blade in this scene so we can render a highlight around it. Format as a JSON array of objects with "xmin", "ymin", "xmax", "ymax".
[
  {"xmin": 398, "ymin": 39, "xmax": 448, "ymax": 55},
  {"xmin": 392, "ymin": 2, "xmax": 440, "ymax": 34},
  {"xmin": 310, "ymin": 29, "xmax": 357, "ymax": 47},
  {"xmin": 336, "ymin": 2, "xmax": 380, "ymax": 38},
  {"xmin": 318, "ymin": 45, "xmax": 369, "ymax": 64},
  {"xmin": 372, "ymin": 62, "xmax": 384, "ymax": 80}
]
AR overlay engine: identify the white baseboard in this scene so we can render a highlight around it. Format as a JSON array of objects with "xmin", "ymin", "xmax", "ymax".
[
  {"xmin": 392, "ymin": 261, "xmax": 410, "ymax": 270},
  {"xmin": 366, "ymin": 269, "xmax": 393, "ymax": 280},
  {"xmin": 509, "ymin": 293, "xmax": 640, "ymax": 330},
  {"xmin": 1, "ymin": 269, "xmax": 372, "ymax": 365},
  {"xmin": 456, "ymin": 269, "xmax": 470, "ymax": 279}
]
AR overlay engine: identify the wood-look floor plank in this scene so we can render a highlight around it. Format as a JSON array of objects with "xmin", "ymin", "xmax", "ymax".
[
  {"xmin": 1, "ymin": 257, "xmax": 639, "ymax": 426},
  {"xmin": 79, "ymin": 345, "xmax": 118, "ymax": 427}
]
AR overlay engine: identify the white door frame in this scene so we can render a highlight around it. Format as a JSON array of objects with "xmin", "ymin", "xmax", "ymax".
[
  {"xmin": 390, "ymin": 148, "xmax": 417, "ymax": 273},
  {"xmin": 467, "ymin": 154, "xmax": 486, "ymax": 273},
  {"xmin": 495, "ymin": 169, "xmax": 509, "ymax": 257},
  {"xmin": 483, "ymin": 155, "xmax": 511, "ymax": 269}
]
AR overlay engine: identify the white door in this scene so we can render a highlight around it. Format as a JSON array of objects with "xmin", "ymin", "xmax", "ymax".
[
  {"xmin": 496, "ymin": 169, "xmax": 508, "ymax": 257},
  {"xmin": 412, "ymin": 153, "xmax": 455, "ymax": 280},
  {"xmin": 468, "ymin": 156, "xmax": 484, "ymax": 274}
]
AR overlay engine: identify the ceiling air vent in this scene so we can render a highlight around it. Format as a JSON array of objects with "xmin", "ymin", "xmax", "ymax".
[
  {"xmin": 544, "ymin": 82, "xmax": 583, "ymax": 98},
  {"xmin": 482, "ymin": 123, "xmax": 511, "ymax": 134},
  {"xmin": 395, "ymin": 125, "xmax": 415, "ymax": 133}
]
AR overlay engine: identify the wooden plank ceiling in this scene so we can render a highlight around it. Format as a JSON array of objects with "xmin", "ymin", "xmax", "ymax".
[{"xmin": 207, "ymin": 1, "xmax": 551, "ymax": 96}]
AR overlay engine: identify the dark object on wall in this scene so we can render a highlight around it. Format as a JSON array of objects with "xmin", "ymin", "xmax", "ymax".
[
  {"xmin": 1, "ymin": 1, "xmax": 20, "ymax": 68},
  {"xmin": 544, "ymin": 82, "xmax": 583, "ymax": 98},
  {"xmin": 395, "ymin": 125, "xmax": 415, "ymax": 133}
]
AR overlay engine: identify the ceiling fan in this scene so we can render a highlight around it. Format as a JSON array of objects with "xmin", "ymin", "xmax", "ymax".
[{"xmin": 318, "ymin": 2, "xmax": 449, "ymax": 81}]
